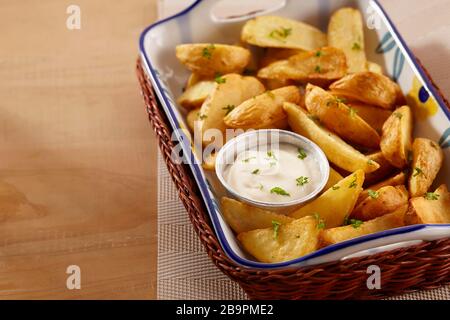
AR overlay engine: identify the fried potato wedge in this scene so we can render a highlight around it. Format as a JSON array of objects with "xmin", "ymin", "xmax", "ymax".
[
  {"xmin": 259, "ymin": 48, "xmax": 304, "ymax": 68},
  {"xmin": 258, "ymin": 47, "xmax": 347, "ymax": 85},
  {"xmin": 178, "ymin": 80, "xmax": 216, "ymax": 109},
  {"xmin": 238, "ymin": 216, "xmax": 320, "ymax": 263},
  {"xmin": 320, "ymin": 205, "xmax": 407, "ymax": 246},
  {"xmin": 186, "ymin": 73, "xmax": 210, "ymax": 89},
  {"xmin": 221, "ymin": 197, "xmax": 294, "ymax": 234},
  {"xmin": 347, "ymin": 103, "xmax": 392, "ymax": 134},
  {"xmin": 380, "ymin": 106, "xmax": 413, "ymax": 168},
  {"xmin": 263, "ymin": 78, "xmax": 295, "ymax": 90},
  {"xmin": 186, "ymin": 108, "xmax": 201, "ymax": 132},
  {"xmin": 358, "ymin": 172, "xmax": 406, "ymax": 204},
  {"xmin": 366, "ymin": 61, "xmax": 383, "ymax": 74},
  {"xmin": 352, "ymin": 185, "xmax": 409, "ymax": 221},
  {"xmin": 224, "ymin": 86, "xmax": 300, "ymax": 130},
  {"xmin": 404, "ymin": 185, "xmax": 450, "ymax": 224},
  {"xmin": 290, "ymin": 171, "xmax": 364, "ymax": 228},
  {"xmin": 176, "ymin": 44, "xmax": 251, "ymax": 77},
  {"xmin": 305, "ymin": 84, "xmax": 380, "ymax": 148},
  {"xmin": 328, "ymin": 8, "xmax": 367, "ymax": 73},
  {"xmin": 199, "ymin": 74, "xmax": 265, "ymax": 144},
  {"xmin": 241, "ymin": 16, "xmax": 327, "ymax": 51},
  {"xmin": 409, "ymin": 138, "xmax": 444, "ymax": 197},
  {"xmin": 330, "ymin": 72, "xmax": 398, "ymax": 109},
  {"xmin": 284, "ymin": 102, "xmax": 380, "ymax": 173},
  {"xmin": 323, "ymin": 168, "xmax": 344, "ymax": 191},
  {"xmin": 364, "ymin": 151, "xmax": 396, "ymax": 186}
]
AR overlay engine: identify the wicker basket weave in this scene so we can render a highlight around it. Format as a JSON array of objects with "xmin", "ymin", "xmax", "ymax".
[{"xmin": 136, "ymin": 58, "xmax": 450, "ymax": 300}]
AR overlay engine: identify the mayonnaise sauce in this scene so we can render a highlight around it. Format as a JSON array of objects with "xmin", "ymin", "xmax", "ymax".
[{"xmin": 223, "ymin": 144, "xmax": 321, "ymax": 203}]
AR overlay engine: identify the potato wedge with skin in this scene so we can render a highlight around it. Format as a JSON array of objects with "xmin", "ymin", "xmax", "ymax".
[
  {"xmin": 357, "ymin": 172, "xmax": 406, "ymax": 204},
  {"xmin": 405, "ymin": 185, "xmax": 450, "ymax": 225},
  {"xmin": 221, "ymin": 197, "xmax": 294, "ymax": 234},
  {"xmin": 409, "ymin": 138, "xmax": 444, "ymax": 197},
  {"xmin": 199, "ymin": 74, "xmax": 265, "ymax": 145},
  {"xmin": 284, "ymin": 102, "xmax": 380, "ymax": 173},
  {"xmin": 178, "ymin": 81, "xmax": 216, "ymax": 109},
  {"xmin": 186, "ymin": 73, "xmax": 210, "ymax": 89},
  {"xmin": 176, "ymin": 44, "xmax": 251, "ymax": 77},
  {"xmin": 241, "ymin": 16, "xmax": 327, "ymax": 51},
  {"xmin": 320, "ymin": 205, "xmax": 407, "ymax": 246},
  {"xmin": 330, "ymin": 72, "xmax": 398, "ymax": 109},
  {"xmin": 352, "ymin": 185, "xmax": 409, "ymax": 221},
  {"xmin": 347, "ymin": 103, "xmax": 392, "ymax": 134},
  {"xmin": 364, "ymin": 151, "xmax": 396, "ymax": 186},
  {"xmin": 323, "ymin": 168, "xmax": 344, "ymax": 191},
  {"xmin": 380, "ymin": 106, "xmax": 413, "ymax": 168},
  {"xmin": 258, "ymin": 47, "xmax": 347, "ymax": 85},
  {"xmin": 259, "ymin": 48, "xmax": 304, "ymax": 68},
  {"xmin": 366, "ymin": 61, "xmax": 383, "ymax": 74},
  {"xmin": 238, "ymin": 216, "xmax": 320, "ymax": 263},
  {"xmin": 328, "ymin": 8, "xmax": 367, "ymax": 73},
  {"xmin": 224, "ymin": 86, "xmax": 300, "ymax": 130},
  {"xmin": 186, "ymin": 108, "xmax": 201, "ymax": 132},
  {"xmin": 263, "ymin": 78, "xmax": 295, "ymax": 90},
  {"xmin": 305, "ymin": 84, "xmax": 380, "ymax": 148},
  {"xmin": 290, "ymin": 171, "xmax": 364, "ymax": 228}
]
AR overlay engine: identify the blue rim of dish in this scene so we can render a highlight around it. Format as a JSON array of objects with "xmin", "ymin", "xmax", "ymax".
[{"xmin": 139, "ymin": 0, "xmax": 450, "ymax": 269}]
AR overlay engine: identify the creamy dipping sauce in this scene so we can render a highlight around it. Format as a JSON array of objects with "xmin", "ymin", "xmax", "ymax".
[{"xmin": 223, "ymin": 144, "xmax": 321, "ymax": 204}]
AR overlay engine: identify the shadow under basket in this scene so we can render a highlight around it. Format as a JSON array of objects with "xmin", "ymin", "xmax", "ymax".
[{"xmin": 136, "ymin": 58, "xmax": 450, "ymax": 300}]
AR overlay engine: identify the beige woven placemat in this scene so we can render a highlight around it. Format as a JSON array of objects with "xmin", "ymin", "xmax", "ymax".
[{"xmin": 156, "ymin": 0, "xmax": 450, "ymax": 300}]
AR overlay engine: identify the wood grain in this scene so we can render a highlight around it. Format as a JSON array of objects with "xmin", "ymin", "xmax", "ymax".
[{"xmin": 0, "ymin": 0, "xmax": 158, "ymax": 299}]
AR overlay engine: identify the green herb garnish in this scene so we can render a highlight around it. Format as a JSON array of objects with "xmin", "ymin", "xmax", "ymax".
[
  {"xmin": 266, "ymin": 91, "xmax": 276, "ymax": 99},
  {"xmin": 413, "ymin": 167, "xmax": 423, "ymax": 177},
  {"xmin": 350, "ymin": 219, "xmax": 363, "ymax": 228},
  {"xmin": 272, "ymin": 220, "xmax": 281, "ymax": 239},
  {"xmin": 269, "ymin": 27, "xmax": 292, "ymax": 41},
  {"xmin": 242, "ymin": 156, "xmax": 256, "ymax": 163},
  {"xmin": 297, "ymin": 148, "xmax": 307, "ymax": 160},
  {"xmin": 367, "ymin": 189, "xmax": 379, "ymax": 199},
  {"xmin": 349, "ymin": 175, "xmax": 357, "ymax": 188},
  {"xmin": 394, "ymin": 112, "xmax": 403, "ymax": 119},
  {"xmin": 198, "ymin": 114, "xmax": 207, "ymax": 120},
  {"xmin": 352, "ymin": 42, "xmax": 361, "ymax": 50},
  {"xmin": 314, "ymin": 65, "xmax": 322, "ymax": 73},
  {"xmin": 349, "ymin": 107, "xmax": 358, "ymax": 118},
  {"xmin": 424, "ymin": 192, "xmax": 439, "ymax": 200},
  {"xmin": 315, "ymin": 50, "xmax": 323, "ymax": 57},
  {"xmin": 214, "ymin": 73, "xmax": 226, "ymax": 84},
  {"xmin": 270, "ymin": 187, "xmax": 290, "ymax": 197},
  {"xmin": 252, "ymin": 169, "xmax": 260, "ymax": 175},
  {"xmin": 296, "ymin": 176, "xmax": 309, "ymax": 186},
  {"xmin": 314, "ymin": 213, "xmax": 326, "ymax": 229},
  {"xmin": 202, "ymin": 44, "xmax": 215, "ymax": 59},
  {"xmin": 222, "ymin": 104, "xmax": 235, "ymax": 115},
  {"xmin": 332, "ymin": 186, "xmax": 340, "ymax": 190}
]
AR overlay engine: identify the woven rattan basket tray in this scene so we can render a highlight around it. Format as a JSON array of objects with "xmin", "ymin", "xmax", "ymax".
[{"xmin": 136, "ymin": 58, "xmax": 450, "ymax": 300}]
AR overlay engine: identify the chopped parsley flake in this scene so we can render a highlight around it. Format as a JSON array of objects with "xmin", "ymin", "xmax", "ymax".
[
  {"xmin": 222, "ymin": 104, "xmax": 235, "ymax": 115},
  {"xmin": 297, "ymin": 148, "xmax": 307, "ymax": 160},
  {"xmin": 202, "ymin": 44, "xmax": 215, "ymax": 59},
  {"xmin": 349, "ymin": 107, "xmax": 358, "ymax": 118},
  {"xmin": 394, "ymin": 112, "xmax": 403, "ymax": 119},
  {"xmin": 349, "ymin": 175, "xmax": 357, "ymax": 188},
  {"xmin": 314, "ymin": 213, "xmax": 326, "ymax": 229},
  {"xmin": 343, "ymin": 215, "xmax": 363, "ymax": 228},
  {"xmin": 252, "ymin": 169, "xmax": 260, "ymax": 175},
  {"xmin": 242, "ymin": 157, "xmax": 256, "ymax": 163},
  {"xmin": 424, "ymin": 192, "xmax": 439, "ymax": 200},
  {"xmin": 413, "ymin": 167, "xmax": 423, "ymax": 177},
  {"xmin": 315, "ymin": 50, "xmax": 323, "ymax": 57},
  {"xmin": 272, "ymin": 220, "xmax": 281, "ymax": 239},
  {"xmin": 332, "ymin": 186, "xmax": 340, "ymax": 190},
  {"xmin": 198, "ymin": 114, "xmax": 207, "ymax": 120},
  {"xmin": 352, "ymin": 42, "xmax": 361, "ymax": 50},
  {"xmin": 367, "ymin": 190, "xmax": 379, "ymax": 199},
  {"xmin": 296, "ymin": 176, "xmax": 309, "ymax": 186},
  {"xmin": 270, "ymin": 187, "xmax": 290, "ymax": 196},
  {"xmin": 266, "ymin": 91, "xmax": 276, "ymax": 99},
  {"xmin": 314, "ymin": 65, "xmax": 322, "ymax": 73},
  {"xmin": 214, "ymin": 73, "xmax": 226, "ymax": 84},
  {"xmin": 269, "ymin": 27, "xmax": 292, "ymax": 41}
]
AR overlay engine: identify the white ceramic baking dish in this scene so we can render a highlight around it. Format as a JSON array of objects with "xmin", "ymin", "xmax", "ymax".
[{"xmin": 139, "ymin": 0, "xmax": 450, "ymax": 269}]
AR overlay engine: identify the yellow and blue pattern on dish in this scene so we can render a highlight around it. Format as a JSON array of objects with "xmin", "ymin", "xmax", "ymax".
[{"xmin": 406, "ymin": 77, "xmax": 439, "ymax": 120}]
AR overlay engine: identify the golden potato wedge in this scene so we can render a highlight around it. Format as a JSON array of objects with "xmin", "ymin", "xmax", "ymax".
[
  {"xmin": 284, "ymin": 102, "xmax": 380, "ymax": 173},
  {"xmin": 238, "ymin": 216, "xmax": 320, "ymax": 263},
  {"xmin": 347, "ymin": 103, "xmax": 392, "ymax": 134},
  {"xmin": 258, "ymin": 47, "xmax": 347, "ymax": 85},
  {"xmin": 352, "ymin": 185, "xmax": 409, "ymax": 221},
  {"xmin": 328, "ymin": 8, "xmax": 367, "ymax": 73},
  {"xmin": 186, "ymin": 108, "xmax": 200, "ymax": 132},
  {"xmin": 305, "ymin": 84, "xmax": 380, "ymax": 148},
  {"xmin": 241, "ymin": 16, "xmax": 327, "ymax": 51},
  {"xmin": 323, "ymin": 167, "xmax": 344, "ymax": 191},
  {"xmin": 330, "ymin": 72, "xmax": 398, "ymax": 109},
  {"xmin": 404, "ymin": 185, "xmax": 450, "ymax": 224},
  {"xmin": 178, "ymin": 80, "xmax": 215, "ymax": 109},
  {"xmin": 176, "ymin": 43, "xmax": 251, "ymax": 77},
  {"xmin": 357, "ymin": 171, "xmax": 406, "ymax": 204},
  {"xmin": 364, "ymin": 151, "xmax": 396, "ymax": 186},
  {"xmin": 409, "ymin": 138, "xmax": 444, "ymax": 197},
  {"xmin": 366, "ymin": 61, "xmax": 383, "ymax": 74},
  {"xmin": 199, "ymin": 74, "xmax": 265, "ymax": 145},
  {"xmin": 320, "ymin": 205, "xmax": 407, "ymax": 246},
  {"xmin": 290, "ymin": 171, "xmax": 364, "ymax": 228},
  {"xmin": 186, "ymin": 73, "xmax": 210, "ymax": 89},
  {"xmin": 221, "ymin": 197, "xmax": 294, "ymax": 234},
  {"xmin": 263, "ymin": 78, "xmax": 295, "ymax": 90},
  {"xmin": 224, "ymin": 86, "xmax": 300, "ymax": 130},
  {"xmin": 259, "ymin": 48, "xmax": 303, "ymax": 68},
  {"xmin": 202, "ymin": 152, "xmax": 217, "ymax": 171},
  {"xmin": 380, "ymin": 106, "xmax": 413, "ymax": 168}
]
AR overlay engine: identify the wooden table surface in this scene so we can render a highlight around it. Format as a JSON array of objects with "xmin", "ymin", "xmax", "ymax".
[
  {"xmin": 0, "ymin": 0, "xmax": 449, "ymax": 300},
  {"xmin": 0, "ymin": 0, "xmax": 158, "ymax": 299}
]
